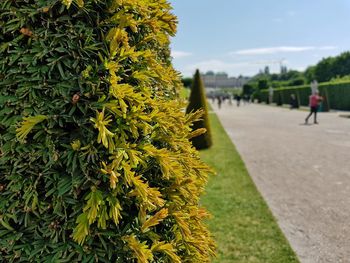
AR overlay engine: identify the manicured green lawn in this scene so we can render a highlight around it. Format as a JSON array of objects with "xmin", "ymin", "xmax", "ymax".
[{"xmin": 200, "ymin": 112, "xmax": 299, "ymax": 263}]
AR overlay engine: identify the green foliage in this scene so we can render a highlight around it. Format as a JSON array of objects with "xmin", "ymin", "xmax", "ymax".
[
  {"xmin": 304, "ymin": 66, "xmax": 316, "ymax": 83},
  {"xmin": 0, "ymin": 0, "xmax": 215, "ymax": 262},
  {"xmin": 313, "ymin": 57, "xmax": 336, "ymax": 82},
  {"xmin": 258, "ymin": 81, "xmax": 350, "ymax": 111},
  {"xmin": 186, "ymin": 70, "xmax": 212, "ymax": 150},
  {"xmin": 305, "ymin": 51, "xmax": 350, "ymax": 83},
  {"xmin": 288, "ymin": 77, "xmax": 305, "ymax": 86},
  {"xmin": 250, "ymin": 51, "xmax": 350, "ymax": 96},
  {"xmin": 251, "ymin": 89, "xmax": 261, "ymax": 103},
  {"xmin": 276, "ymin": 92, "xmax": 283, "ymax": 106},
  {"xmin": 280, "ymin": 70, "xmax": 303, "ymax": 82},
  {"xmin": 257, "ymin": 78, "xmax": 269, "ymax": 90},
  {"xmin": 242, "ymin": 83, "xmax": 254, "ymax": 96},
  {"xmin": 181, "ymin": 77, "xmax": 193, "ymax": 88},
  {"xmin": 330, "ymin": 75, "xmax": 350, "ymax": 82},
  {"xmin": 249, "ymin": 70, "xmax": 305, "ymax": 92}
]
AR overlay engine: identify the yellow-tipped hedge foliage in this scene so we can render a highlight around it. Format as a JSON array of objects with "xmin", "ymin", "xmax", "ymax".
[{"xmin": 0, "ymin": 0, "xmax": 215, "ymax": 261}]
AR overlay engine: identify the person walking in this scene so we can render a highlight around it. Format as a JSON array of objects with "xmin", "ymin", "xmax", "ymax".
[
  {"xmin": 290, "ymin": 94, "xmax": 298, "ymax": 109},
  {"xmin": 236, "ymin": 94, "xmax": 241, "ymax": 107},
  {"xmin": 305, "ymin": 91, "xmax": 322, "ymax": 124},
  {"xmin": 217, "ymin": 96, "xmax": 222, "ymax": 109}
]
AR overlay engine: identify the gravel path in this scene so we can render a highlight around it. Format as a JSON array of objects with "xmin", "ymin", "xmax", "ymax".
[{"xmin": 212, "ymin": 102, "xmax": 350, "ymax": 263}]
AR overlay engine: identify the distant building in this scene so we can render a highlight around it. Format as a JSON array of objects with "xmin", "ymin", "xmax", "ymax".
[
  {"xmin": 201, "ymin": 71, "xmax": 250, "ymax": 89},
  {"xmin": 202, "ymin": 71, "xmax": 216, "ymax": 87}
]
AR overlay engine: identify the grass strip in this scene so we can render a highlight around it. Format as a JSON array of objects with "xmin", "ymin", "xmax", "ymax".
[{"xmin": 200, "ymin": 112, "xmax": 299, "ymax": 263}]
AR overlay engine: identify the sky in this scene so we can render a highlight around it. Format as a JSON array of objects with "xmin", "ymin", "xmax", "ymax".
[{"xmin": 168, "ymin": 0, "xmax": 350, "ymax": 78}]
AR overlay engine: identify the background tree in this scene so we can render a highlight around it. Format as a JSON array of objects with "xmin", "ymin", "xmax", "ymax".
[
  {"xmin": 181, "ymin": 77, "xmax": 193, "ymax": 88},
  {"xmin": 246, "ymin": 48, "xmax": 350, "ymax": 101},
  {"xmin": 186, "ymin": 69, "xmax": 212, "ymax": 150},
  {"xmin": 257, "ymin": 78, "xmax": 269, "ymax": 90},
  {"xmin": 289, "ymin": 77, "xmax": 305, "ymax": 86},
  {"xmin": 333, "ymin": 52, "xmax": 350, "ymax": 76},
  {"xmin": 307, "ymin": 52, "xmax": 350, "ymax": 83},
  {"xmin": 305, "ymin": 65, "xmax": 316, "ymax": 83},
  {"xmin": 264, "ymin": 66, "xmax": 270, "ymax": 75},
  {"xmin": 0, "ymin": 0, "xmax": 215, "ymax": 262},
  {"xmin": 314, "ymin": 57, "xmax": 336, "ymax": 82},
  {"xmin": 242, "ymin": 83, "xmax": 254, "ymax": 96}
]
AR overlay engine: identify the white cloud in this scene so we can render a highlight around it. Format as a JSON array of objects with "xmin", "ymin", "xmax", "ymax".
[
  {"xmin": 171, "ymin": 50, "xmax": 192, "ymax": 59},
  {"xmin": 319, "ymin": 46, "xmax": 338, "ymax": 50},
  {"xmin": 251, "ymin": 59, "xmax": 289, "ymax": 65},
  {"xmin": 232, "ymin": 46, "xmax": 315, "ymax": 56},
  {"xmin": 185, "ymin": 60, "xmax": 244, "ymax": 71},
  {"xmin": 176, "ymin": 58, "xmax": 306, "ymax": 77},
  {"xmin": 176, "ymin": 44, "xmax": 339, "ymax": 77},
  {"xmin": 231, "ymin": 46, "xmax": 338, "ymax": 56},
  {"xmin": 182, "ymin": 59, "xmax": 265, "ymax": 77}
]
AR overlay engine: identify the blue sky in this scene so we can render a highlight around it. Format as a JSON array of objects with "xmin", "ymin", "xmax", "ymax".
[{"xmin": 168, "ymin": 0, "xmax": 350, "ymax": 77}]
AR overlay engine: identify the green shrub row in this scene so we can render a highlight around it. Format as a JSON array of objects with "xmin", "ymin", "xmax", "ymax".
[{"xmin": 258, "ymin": 81, "xmax": 350, "ymax": 111}]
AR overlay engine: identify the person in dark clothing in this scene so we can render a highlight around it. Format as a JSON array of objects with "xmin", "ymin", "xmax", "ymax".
[
  {"xmin": 289, "ymin": 94, "xmax": 298, "ymax": 109},
  {"xmin": 217, "ymin": 96, "xmax": 222, "ymax": 109},
  {"xmin": 236, "ymin": 95, "xmax": 241, "ymax": 107}
]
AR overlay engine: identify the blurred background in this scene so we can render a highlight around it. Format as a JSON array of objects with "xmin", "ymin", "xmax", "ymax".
[{"xmin": 173, "ymin": 1, "xmax": 350, "ymax": 262}]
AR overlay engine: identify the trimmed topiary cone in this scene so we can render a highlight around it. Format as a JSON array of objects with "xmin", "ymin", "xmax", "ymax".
[
  {"xmin": 0, "ymin": 0, "xmax": 215, "ymax": 262},
  {"xmin": 186, "ymin": 69, "xmax": 213, "ymax": 150}
]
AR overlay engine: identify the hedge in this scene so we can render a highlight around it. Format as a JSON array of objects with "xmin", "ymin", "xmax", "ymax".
[
  {"xmin": 0, "ymin": 0, "xmax": 215, "ymax": 262},
  {"xmin": 186, "ymin": 69, "xmax": 212, "ymax": 150},
  {"xmin": 259, "ymin": 81, "xmax": 350, "ymax": 111}
]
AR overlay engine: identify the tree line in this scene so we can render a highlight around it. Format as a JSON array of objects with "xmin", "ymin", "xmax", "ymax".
[{"xmin": 243, "ymin": 51, "xmax": 350, "ymax": 97}]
